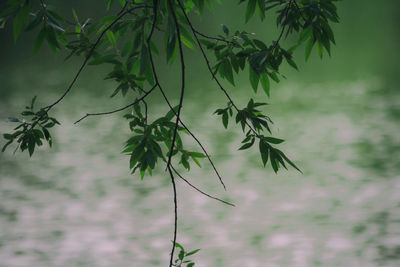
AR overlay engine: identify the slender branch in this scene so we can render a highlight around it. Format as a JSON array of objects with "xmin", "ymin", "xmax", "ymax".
[
  {"xmin": 271, "ymin": 0, "xmax": 293, "ymax": 52},
  {"xmin": 43, "ymin": 4, "xmax": 151, "ymax": 113},
  {"xmin": 165, "ymin": 1, "xmax": 186, "ymax": 265},
  {"xmin": 117, "ymin": 1, "xmax": 129, "ymax": 16},
  {"xmin": 167, "ymin": 165, "xmax": 178, "ymax": 267},
  {"xmin": 171, "ymin": 165, "xmax": 235, "ymax": 207},
  {"xmin": 73, "ymin": 84, "xmax": 156, "ymax": 124},
  {"xmin": 176, "ymin": 0, "xmax": 259, "ymax": 136},
  {"xmin": 166, "ymin": 0, "xmax": 186, "ymax": 170},
  {"xmin": 193, "ymin": 29, "xmax": 231, "ymax": 44},
  {"xmin": 145, "ymin": 2, "xmax": 178, "ymax": 266}
]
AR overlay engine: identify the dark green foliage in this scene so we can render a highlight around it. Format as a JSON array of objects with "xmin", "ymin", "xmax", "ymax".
[
  {"xmin": 1, "ymin": 1, "xmax": 340, "ymax": 264},
  {"xmin": 214, "ymin": 98, "xmax": 300, "ymax": 173},
  {"xmin": 123, "ymin": 103, "xmax": 206, "ymax": 178},
  {"xmin": 0, "ymin": 0, "xmax": 339, "ymax": 173},
  {"xmin": 2, "ymin": 96, "xmax": 59, "ymax": 156}
]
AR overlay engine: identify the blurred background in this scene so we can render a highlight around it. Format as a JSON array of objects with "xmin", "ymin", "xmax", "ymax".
[{"xmin": 1, "ymin": 1, "xmax": 400, "ymax": 266}]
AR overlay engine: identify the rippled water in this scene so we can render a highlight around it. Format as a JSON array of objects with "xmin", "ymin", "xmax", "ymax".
[{"xmin": 1, "ymin": 73, "xmax": 400, "ymax": 266}]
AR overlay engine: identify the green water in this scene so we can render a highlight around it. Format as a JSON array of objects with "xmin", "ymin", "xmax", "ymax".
[{"xmin": 1, "ymin": 1, "xmax": 400, "ymax": 266}]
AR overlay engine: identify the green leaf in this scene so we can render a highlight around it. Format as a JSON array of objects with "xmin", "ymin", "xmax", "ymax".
[
  {"xmin": 220, "ymin": 59, "xmax": 234, "ymax": 85},
  {"xmin": 249, "ymin": 67, "xmax": 259, "ymax": 92},
  {"xmin": 3, "ymin": 133, "xmax": 13, "ymax": 140},
  {"xmin": 122, "ymin": 40, "xmax": 133, "ymax": 57},
  {"xmin": 8, "ymin": 117, "xmax": 19, "ymax": 122},
  {"xmin": 186, "ymin": 249, "xmax": 200, "ymax": 256},
  {"xmin": 286, "ymin": 57, "xmax": 298, "ymax": 70},
  {"xmin": 21, "ymin": 111, "xmax": 34, "ymax": 116},
  {"xmin": 2, "ymin": 140, "xmax": 13, "ymax": 152},
  {"xmin": 276, "ymin": 149, "xmax": 302, "ymax": 173},
  {"xmin": 221, "ymin": 24, "xmax": 229, "ymax": 35},
  {"xmin": 260, "ymin": 72, "xmax": 270, "ymax": 97},
  {"xmin": 256, "ymin": 0, "xmax": 265, "ymax": 20},
  {"xmin": 30, "ymin": 96, "xmax": 37, "ymax": 109},
  {"xmin": 187, "ymin": 263, "xmax": 195, "ymax": 267},
  {"xmin": 269, "ymin": 149, "xmax": 282, "ymax": 173},
  {"xmin": 13, "ymin": 5, "xmax": 30, "ymax": 42},
  {"xmin": 145, "ymin": 150, "xmax": 156, "ymax": 169},
  {"xmin": 179, "ymin": 250, "xmax": 185, "ymax": 260},
  {"xmin": 316, "ymin": 40, "xmax": 323, "ymax": 59},
  {"xmin": 165, "ymin": 105, "xmax": 179, "ymax": 121},
  {"xmin": 259, "ymin": 140, "xmax": 269, "ymax": 166},
  {"xmin": 222, "ymin": 111, "xmax": 228, "ymax": 128},
  {"xmin": 180, "ymin": 34, "xmax": 194, "ymax": 49},
  {"xmin": 28, "ymin": 138, "xmax": 35, "ymax": 157},
  {"xmin": 106, "ymin": 30, "xmax": 117, "ymax": 47},
  {"xmin": 166, "ymin": 16, "xmax": 177, "ymax": 63},
  {"xmin": 264, "ymin": 137, "xmax": 284, "ymax": 144},
  {"xmin": 245, "ymin": 0, "xmax": 256, "ymax": 23},
  {"xmin": 305, "ymin": 37, "xmax": 314, "ymax": 61},
  {"xmin": 33, "ymin": 28, "xmax": 47, "ymax": 54},
  {"xmin": 174, "ymin": 242, "xmax": 185, "ymax": 253},
  {"xmin": 189, "ymin": 152, "xmax": 206, "ymax": 158},
  {"xmin": 239, "ymin": 138, "xmax": 254, "ymax": 150},
  {"xmin": 106, "ymin": 0, "xmax": 113, "ymax": 10}
]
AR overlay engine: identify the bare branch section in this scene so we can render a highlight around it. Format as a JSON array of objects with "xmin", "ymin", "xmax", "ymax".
[
  {"xmin": 43, "ymin": 4, "xmax": 152, "ymax": 113},
  {"xmin": 167, "ymin": 164, "xmax": 178, "ymax": 267},
  {"xmin": 73, "ymin": 85, "xmax": 157, "ymax": 124},
  {"xmin": 171, "ymin": 165, "xmax": 235, "ymax": 207}
]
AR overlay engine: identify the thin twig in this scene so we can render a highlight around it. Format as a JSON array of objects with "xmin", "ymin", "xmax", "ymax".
[
  {"xmin": 167, "ymin": 165, "xmax": 178, "ymax": 267},
  {"xmin": 165, "ymin": 1, "xmax": 186, "ymax": 265},
  {"xmin": 171, "ymin": 165, "xmax": 235, "ymax": 207},
  {"xmin": 73, "ymin": 85, "xmax": 156, "ymax": 124},
  {"xmin": 117, "ymin": 1, "xmax": 129, "ymax": 16},
  {"xmin": 194, "ymin": 29, "xmax": 231, "ymax": 44},
  {"xmin": 145, "ymin": 2, "xmax": 178, "ymax": 266},
  {"xmin": 43, "ymin": 4, "xmax": 151, "ymax": 113}
]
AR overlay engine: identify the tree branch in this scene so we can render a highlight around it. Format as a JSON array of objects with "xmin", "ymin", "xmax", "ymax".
[
  {"xmin": 193, "ymin": 29, "xmax": 231, "ymax": 44},
  {"xmin": 165, "ymin": 0, "xmax": 186, "ymax": 170},
  {"xmin": 73, "ymin": 84, "xmax": 157, "ymax": 124},
  {"xmin": 171, "ymin": 165, "xmax": 235, "ymax": 207},
  {"xmin": 167, "ymin": 165, "xmax": 178, "ymax": 267},
  {"xmin": 145, "ymin": 2, "xmax": 178, "ymax": 266},
  {"xmin": 43, "ymin": 4, "xmax": 152, "ymax": 113}
]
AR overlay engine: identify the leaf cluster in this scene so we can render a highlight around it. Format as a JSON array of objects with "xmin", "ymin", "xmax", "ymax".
[
  {"xmin": 123, "ymin": 103, "xmax": 206, "ymax": 179},
  {"xmin": 2, "ymin": 96, "xmax": 59, "ymax": 156},
  {"xmin": 215, "ymin": 98, "xmax": 299, "ymax": 173},
  {"xmin": 173, "ymin": 242, "xmax": 200, "ymax": 267}
]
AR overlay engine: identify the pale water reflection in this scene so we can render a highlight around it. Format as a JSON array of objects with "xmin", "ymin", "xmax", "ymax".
[{"xmin": 1, "ymin": 77, "xmax": 400, "ymax": 266}]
